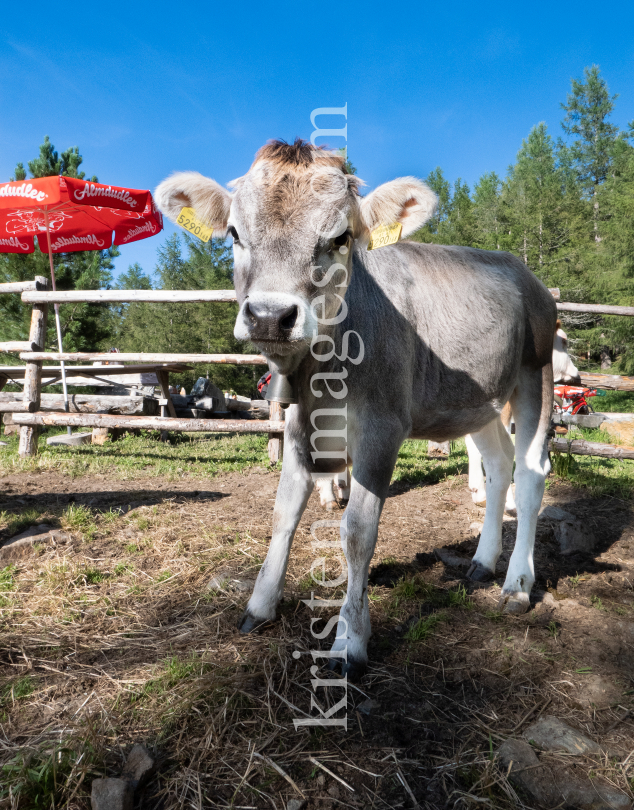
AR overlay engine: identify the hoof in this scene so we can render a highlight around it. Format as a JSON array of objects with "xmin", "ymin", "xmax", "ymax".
[
  {"xmin": 238, "ymin": 611, "xmax": 271, "ymax": 634},
  {"xmin": 466, "ymin": 561, "xmax": 495, "ymax": 582},
  {"xmin": 328, "ymin": 655, "xmax": 367, "ymax": 682},
  {"xmin": 498, "ymin": 591, "xmax": 530, "ymax": 615}
]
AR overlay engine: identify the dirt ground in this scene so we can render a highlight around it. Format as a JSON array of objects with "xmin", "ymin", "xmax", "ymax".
[{"xmin": 2, "ymin": 462, "xmax": 634, "ymax": 808}]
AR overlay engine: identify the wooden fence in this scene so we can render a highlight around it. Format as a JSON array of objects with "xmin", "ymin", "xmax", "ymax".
[
  {"xmin": 3, "ymin": 281, "xmax": 634, "ymax": 461},
  {"xmin": 0, "ymin": 281, "xmax": 280, "ymax": 458}
]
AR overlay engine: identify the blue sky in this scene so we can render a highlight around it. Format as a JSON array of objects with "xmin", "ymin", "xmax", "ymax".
[{"xmin": 1, "ymin": 1, "xmax": 633, "ymax": 281}]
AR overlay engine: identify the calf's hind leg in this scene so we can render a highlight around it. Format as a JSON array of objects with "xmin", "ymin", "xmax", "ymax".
[
  {"xmin": 498, "ymin": 364, "xmax": 552, "ymax": 614},
  {"xmin": 465, "ymin": 434, "xmax": 487, "ymax": 506},
  {"xmin": 466, "ymin": 416, "xmax": 515, "ymax": 582}
]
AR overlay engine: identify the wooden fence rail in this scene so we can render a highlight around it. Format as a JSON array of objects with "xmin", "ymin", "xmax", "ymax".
[
  {"xmin": 0, "ymin": 280, "xmax": 47, "ymax": 294},
  {"xmin": 557, "ymin": 302, "xmax": 634, "ymax": 317},
  {"xmin": 19, "ymin": 352, "xmax": 267, "ymax": 364},
  {"xmin": 578, "ymin": 373, "xmax": 634, "ymax": 391},
  {"xmin": 22, "ymin": 289, "xmax": 238, "ymax": 304},
  {"xmin": 21, "ymin": 286, "xmax": 634, "ymax": 320},
  {"xmin": 13, "ymin": 412, "xmax": 285, "ymax": 434},
  {"xmin": 550, "ymin": 437, "xmax": 634, "ymax": 460}
]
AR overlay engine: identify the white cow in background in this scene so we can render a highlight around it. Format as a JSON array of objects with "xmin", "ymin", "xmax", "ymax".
[
  {"xmin": 467, "ymin": 321, "xmax": 580, "ymax": 510},
  {"xmin": 317, "ymin": 321, "xmax": 579, "ymax": 513}
]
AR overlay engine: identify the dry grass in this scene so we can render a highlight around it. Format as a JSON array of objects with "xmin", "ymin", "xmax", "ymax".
[{"xmin": 0, "ymin": 442, "xmax": 634, "ymax": 807}]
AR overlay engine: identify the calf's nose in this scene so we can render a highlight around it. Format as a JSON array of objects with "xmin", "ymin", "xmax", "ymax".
[{"xmin": 245, "ymin": 301, "xmax": 298, "ymax": 339}]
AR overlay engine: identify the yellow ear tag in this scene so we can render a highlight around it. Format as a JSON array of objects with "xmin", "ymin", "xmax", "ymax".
[
  {"xmin": 367, "ymin": 222, "xmax": 402, "ymax": 250},
  {"xmin": 176, "ymin": 207, "xmax": 213, "ymax": 242}
]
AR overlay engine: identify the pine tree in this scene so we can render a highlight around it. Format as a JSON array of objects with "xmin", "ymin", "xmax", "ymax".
[
  {"xmin": 410, "ymin": 169, "xmax": 475, "ymax": 245},
  {"xmin": 561, "ymin": 65, "xmax": 619, "ymax": 241},
  {"xmin": 447, "ymin": 179, "xmax": 475, "ymax": 246},
  {"xmin": 410, "ymin": 167, "xmax": 451, "ymax": 243},
  {"xmin": 472, "ymin": 172, "xmax": 503, "ymax": 251},
  {"xmin": 502, "ymin": 124, "xmax": 569, "ymax": 282}
]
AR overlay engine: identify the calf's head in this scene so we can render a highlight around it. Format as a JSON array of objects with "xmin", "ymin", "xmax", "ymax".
[
  {"xmin": 156, "ymin": 139, "xmax": 437, "ymax": 374},
  {"xmin": 553, "ymin": 321, "xmax": 580, "ymax": 383}
]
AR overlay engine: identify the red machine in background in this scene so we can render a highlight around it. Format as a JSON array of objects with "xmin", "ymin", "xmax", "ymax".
[{"xmin": 554, "ymin": 385, "xmax": 607, "ymax": 415}]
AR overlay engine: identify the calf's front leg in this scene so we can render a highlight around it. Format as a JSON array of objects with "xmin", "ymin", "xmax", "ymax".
[
  {"xmin": 239, "ymin": 436, "xmax": 313, "ymax": 632},
  {"xmin": 328, "ymin": 452, "xmax": 397, "ymax": 680}
]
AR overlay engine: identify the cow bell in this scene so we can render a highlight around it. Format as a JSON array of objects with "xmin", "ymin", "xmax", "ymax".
[{"xmin": 266, "ymin": 371, "xmax": 298, "ymax": 407}]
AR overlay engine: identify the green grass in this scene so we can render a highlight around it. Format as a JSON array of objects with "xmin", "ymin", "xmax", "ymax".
[
  {"xmin": 113, "ymin": 562, "xmax": 133, "ymax": 576},
  {"xmin": 593, "ymin": 389, "xmax": 634, "ymax": 413},
  {"xmin": 551, "ymin": 422, "xmax": 634, "ymax": 497},
  {"xmin": 550, "ymin": 449, "xmax": 634, "ymax": 498},
  {"xmin": 0, "ymin": 565, "xmax": 16, "ymax": 608},
  {"xmin": 392, "ymin": 577, "xmax": 471, "ymax": 610},
  {"xmin": 0, "ymin": 507, "xmax": 48, "ymax": 538},
  {"xmin": 0, "ymin": 743, "xmax": 96, "ymax": 809},
  {"xmin": 101, "ymin": 508, "xmax": 122, "ymax": 525},
  {"xmin": 0, "ymin": 429, "xmax": 271, "ymax": 480},
  {"xmin": 74, "ymin": 567, "xmax": 106, "ymax": 586},
  {"xmin": 392, "ymin": 439, "xmax": 469, "ymax": 486},
  {"xmin": 2, "ymin": 676, "xmax": 34, "ymax": 706},
  {"xmin": 404, "ymin": 612, "xmax": 445, "ymax": 641},
  {"xmin": 0, "ymin": 566, "xmax": 16, "ymax": 592},
  {"xmin": 134, "ymin": 655, "xmax": 211, "ymax": 702},
  {"xmin": 62, "ymin": 503, "xmax": 94, "ymax": 530}
]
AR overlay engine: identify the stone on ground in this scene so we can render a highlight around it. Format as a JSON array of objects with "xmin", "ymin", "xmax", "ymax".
[
  {"xmin": 427, "ymin": 440, "xmax": 450, "ymax": 456},
  {"xmin": 121, "ymin": 743, "xmax": 155, "ymax": 789},
  {"xmin": 523, "ymin": 715, "xmax": 605, "ymax": 756},
  {"xmin": 554, "ymin": 519, "xmax": 597, "ymax": 555},
  {"xmin": 434, "ymin": 547, "xmax": 471, "ymax": 570},
  {"xmin": 539, "ymin": 504, "xmax": 576, "ymax": 522},
  {"xmin": 91, "ymin": 778, "xmax": 134, "ymax": 810},
  {"xmin": 498, "ymin": 738, "xmax": 631, "ymax": 809},
  {"xmin": 0, "ymin": 524, "xmax": 69, "ymax": 561},
  {"xmin": 207, "ymin": 570, "xmax": 254, "ymax": 593},
  {"xmin": 357, "ymin": 698, "xmax": 380, "ymax": 715},
  {"xmin": 47, "ymin": 432, "xmax": 93, "ymax": 447},
  {"xmin": 287, "ymin": 800, "xmax": 307, "ymax": 810},
  {"xmin": 498, "ymin": 739, "xmax": 558, "ymax": 806}
]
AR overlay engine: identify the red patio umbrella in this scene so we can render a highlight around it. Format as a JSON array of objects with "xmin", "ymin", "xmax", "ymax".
[{"xmin": 0, "ymin": 175, "xmax": 163, "ymax": 427}]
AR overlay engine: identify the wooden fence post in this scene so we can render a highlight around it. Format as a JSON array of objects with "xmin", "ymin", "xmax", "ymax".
[
  {"xmin": 19, "ymin": 277, "xmax": 48, "ymax": 458},
  {"xmin": 156, "ymin": 369, "xmax": 177, "ymax": 418},
  {"xmin": 268, "ymin": 400, "xmax": 284, "ymax": 464}
]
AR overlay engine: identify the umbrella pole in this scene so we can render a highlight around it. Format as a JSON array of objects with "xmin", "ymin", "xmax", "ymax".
[{"xmin": 44, "ymin": 211, "xmax": 72, "ymax": 437}]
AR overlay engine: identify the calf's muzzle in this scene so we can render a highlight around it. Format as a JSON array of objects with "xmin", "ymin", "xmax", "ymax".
[{"xmin": 245, "ymin": 301, "xmax": 299, "ymax": 341}]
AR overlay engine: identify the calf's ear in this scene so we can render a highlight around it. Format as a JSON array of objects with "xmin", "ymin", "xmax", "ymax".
[
  {"xmin": 360, "ymin": 177, "xmax": 437, "ymax": 238},
  {"xmin": 155, "ymin": 172, "xmax": 232, "ymax": 236}
]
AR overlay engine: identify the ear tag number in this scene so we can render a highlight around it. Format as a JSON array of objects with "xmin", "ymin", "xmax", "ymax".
[
  {"xmin": 367, "ymin": 222, "xmax": 402, "ymax": 250},
  {"xmin": 176, "ymin": 207, "xmax": 213, "ymax": 242}
]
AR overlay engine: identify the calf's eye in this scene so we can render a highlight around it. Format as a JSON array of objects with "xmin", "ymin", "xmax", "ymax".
[
  {"xmin": 333, "ymin": 231, "xmax": 350, "ymax": 248},
  {"xmin": 228, "ymin": 225, "xmax": 240, "ymax": 243}
]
